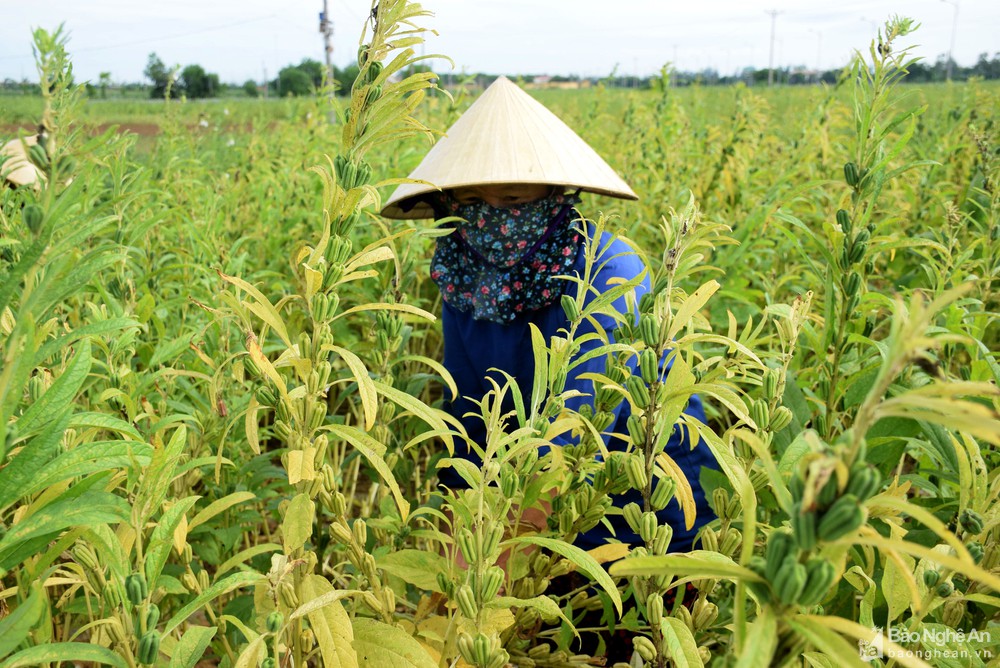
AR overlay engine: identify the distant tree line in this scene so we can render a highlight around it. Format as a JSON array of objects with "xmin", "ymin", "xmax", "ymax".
[{"xmin": 3, "ymin": 51, "xmax": 997, "ymax": 99}]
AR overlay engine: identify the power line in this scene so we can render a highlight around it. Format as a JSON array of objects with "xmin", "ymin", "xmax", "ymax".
[{"xmin": 0, "ymin": 14, "xmax": 277, "ymax": 61}]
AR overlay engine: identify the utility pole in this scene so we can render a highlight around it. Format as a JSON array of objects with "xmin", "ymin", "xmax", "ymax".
[
  {"xmin": 941, "ymin": 0, "xmax": 959, "ymax": 81},
  {"xmin": 262, "ymin": 64, "xmax": 268, "ymax": 99},
  {"xmin": 319, "ymin": 0, "xmax": 335, "ymax": 121},
  {"xmin": 766, "ymin": 10, "xmax": 781, "ymax": 87}
]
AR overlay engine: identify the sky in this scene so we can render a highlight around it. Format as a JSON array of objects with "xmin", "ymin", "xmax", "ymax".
[{"xmin": 1, "ymin": 1, "xmax": 997, "ymax": 85}]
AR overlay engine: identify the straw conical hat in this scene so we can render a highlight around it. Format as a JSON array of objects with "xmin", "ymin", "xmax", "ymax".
[
  {"xmin": 381, "ymin": 76, "xmax": 637, "ymax": 219},
  {"xmin": 1, "ymin": 135, "xmax": 43, "ymax": 188}
]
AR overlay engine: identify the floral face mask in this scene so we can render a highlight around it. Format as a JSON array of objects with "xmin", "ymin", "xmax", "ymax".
[{"xmin": 429, "ymin": 191, "xmax": 582, "ymax": 323}]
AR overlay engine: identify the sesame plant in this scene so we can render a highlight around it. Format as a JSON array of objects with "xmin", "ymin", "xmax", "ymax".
[{"xmin": 1, "ymin": 8, "xmax": 998, "ymax": 668}]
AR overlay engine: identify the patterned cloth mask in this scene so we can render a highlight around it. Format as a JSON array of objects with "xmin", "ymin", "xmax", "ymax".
[{"xmin": 429, "ymin": 191, "xmax": 582, "ymax": 323}]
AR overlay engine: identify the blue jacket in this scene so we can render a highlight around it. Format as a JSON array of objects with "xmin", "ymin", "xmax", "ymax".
[{"xmin": 436, "ymin": 228, "xmax": 718, "ymax": 552}]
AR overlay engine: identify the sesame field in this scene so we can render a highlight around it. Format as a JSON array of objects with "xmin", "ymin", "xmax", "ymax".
[{"xmin": 1, "ymin": 4, "xmax": 999, "ymax": 668}]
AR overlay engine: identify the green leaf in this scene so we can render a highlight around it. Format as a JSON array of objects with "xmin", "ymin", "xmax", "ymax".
[
  {"xmin": 529, "ymin": 324, "xmax": 549, "ymax": 418},
  {"xmin": 145, "ymin": 496, "xmax": 201, "ymax": 589},
  {"xmin": 0, "ymin": 586, "xmax": 46, "ymax": 660},
  {"xmin": 282, "ymin": 493, "xmax": 316, "ymax": 553},
  {"xmin": 0, "ymin": 410, "xmax": 72, "ymax": 513},
  {"xmin": 660, "ymin": 616, "xmax": 704, "ymax": 667},
  {"xmin": 372, "ymin": 379, "xmax": 455, "ymax": 454},
  {"xmin": 0, "ymin": 491, "xmax": 131, "ymax": 570},
  {"xmin": 377, "ymin": 549, "xmax": 448, "ymax": 592},
  {"xmin": 785, "ymin": 617, "xmax": 872, "ymax": 668},
  {"xmin": 329, "ymin": 344, "xmax": 378, "ymax": 431},
  {"xmin": 609, "ymin": 551, "xmax": 763, "ymax": 583},
  {"xmin": 734, "ymin": 606, "xmax": 777, "ymax": 668},
  {"xmin": 188, "ymin": 491, "xmax": 256, "ymax": 532},
  {"xmin": 489, "ymin": 595, "xmax": 572, "ymax": 629},
  {"xmin": 0, "ymin": 642, "xmax": 126, "ymax": 668},
  {"xmin": 22, "ymin": 441, "xmax": 153, "ymax": 498},
  {"xmin": 137, "ymin": 424, "xmax": 188, "ymax": 523},
  {"xmin": 300, "ymin": 575, "xmax": 358, "ymax": 668},
  {"xmin": 504, "ymin": 535, "xmax": 622, "ymax": 616},
  {"xmin": 16, "ymin": 339, "xmax": 91, "ymax": 436},
  {"xmin": 324, "ymin": 424, "xmax": 410, "ymax": 522},
  {"xmin": 167, "ymin": 626, "xmax": 217, "ymax": 668},
  {"xmin": 163, "ymin": 571, "xmax": 263, "ymax": 635},
  {"xmin": 353, "ymin": 618, "xmax": 437, "ymax": 668}
]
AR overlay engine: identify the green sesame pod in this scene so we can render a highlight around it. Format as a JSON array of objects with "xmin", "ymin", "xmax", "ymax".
[
  {"xmin": 137, "ymin": 631, "xmax": 160, "ymax": 665},
  {"xmin": 639, "ymin": 512, "xmax": 658, "ymax": 543},
  {"xmin": 751, "ymin": 398, "xmax": 770, "ymax": 431},
  {"xmin": 625, "ymin": 375, "xmax": 650, "ymax": 409},
  {"xmin": 817, "ymin": 476, "xmax": 839, "ymax": 508},
  {"xmin": 836, "ymin": 208, "xmax": 852, "ymax": 232},
  {"xmin": 436, "ymin": 572, "xmax": 452, "ymax": 596},
  {"xmin": 364, "ymin": 84, "xmax": 383, "ymax": 106},
  {"xmin": 844, "ymin": 162, "xmax": 860, "ymax": 187},
  {"xmin": 262, "ymin": 659, "xmax": 276, "ymax": 668},
  {"xmin": 936, "ymin": 581, "xmax": 954, "ymax": 598},
  {"xmin": 22, "ymin": 205, "xmax": 43, "ymax": 234},
  {"xmin": 481, "ymin": 566, "xmax": 505, "ymax": 600},
  {"xmin": 770, "ymin": 406, "xmax": 793, "ymax": 432},
  {"xmin": 650, "ymin": 476, "xmax": 675, "ymax": 511},
  {"xmin": 846, "ymin": 466, "xmax": 882, "ymax": 501},
  {"xmin": 356, "ymin": 160, "xmax": 372, "ymax": 186},
  {"xmin": 365, "ymin": 61, "xmax": 384, "ymax": 85},
  {"xmin": 625, "ymin": 454, "xmax": 648, "ymax": 491},
  {"xmin": 255, "ymin": 386, "xmax": 276, "ymax": 407},
  {"xmin": 633, "ymin": 636, "xmax": 657, "ymax": 662},
  {"xmin": 798, "ymin": 559, "xmax": 835, "ymax": 606},
  {"xmin": 774, "ymin": 555, "xmax": 807, "ymax": 605},
  {"xmin": 763, "ymin": 368, "xmax": 779, "ymax": 400},
  {"xmin": 711, "ymin": 488, "xmax": 730, "ymax": 518},
  {"xmin": 746, "ymin": 556, "xmax": 772, "ymax": 603},
  {"xmin": 456, "ymin": 584, "xmax": 478, "ymax": 619},
  {"xmin": 651, "ymin": 524, "xmax": 672, "ymax": 554},
  {"xmin": 817, "ymin": 494, "xmax": 865, "ymax": 542},
  {"xmin": 125, "ymin": 573, "xmax": 147, "ymax": 606},
  {"xmin": 457, "ymin": 633, "xmax": 476, "ymax": 665},
  {"xmin": 765, "ymin": 530, "xmax": 797, "ymax": 583},
  {"xmin": 333, "ymin": 154, "xmax": 349, "ymax": 183},
  {"xmin": 627, "ymin": 414, "xmax": 645, "ymax": 447},
  {"xmin": 482, "ymin": 525, "xmax": 504, "ymax": 560},
  {"xmin": 967, "ymin": 541, "xmax": 984, "ymax": 564},
  {"xmin": 560, "ymin": 294, "xmax": 579, "ymax": 321},
  {"xmin": 845, "ymin": 271, "xmax": 862, "ymax": 297},
  {"xmin": 639, "ymin": 314, "xmax": 659, "ymax": 347},
  {"xmin": 266, "ymin": 611, "xmax": 283, "ymax": 633},
  {"xmin": 144, "ymin": 604, "xmax": 160, "ymax": 630},
  {"xmin": 622, "ymin": 502, "xmax": 643, "ymax": 533},
  {"xmin": 923, "ymin": 569, "xmax": 940, "ymax": 587},
  {"xmin": 646, "ymin": 593, "xmax": 663, "ymax": 626},
  {"xmin": 473, "ymin": 633, "xmax": 491, "ymax": 666},
  {"xmin": 357, "ymin": 44, "xmax": 370, "ymax": 67},
  {"xmin": 849, "ymin": 238, "xmax": 868, "ymax": 264},
  {"xmin": 243, "ymin": 355, "xmax": 261, "ymax": 378},
  {"xmin": 792, "ymin": 504, "xmax": 818, "ymax": 551},
  {"xmin": 457, "ymin": 528, "xmax": 478, "ymax": 565},
  {"xmin": 640, "ymin": 349, "xmax": 659, "ymax": 384},
  {"xmin": 959, "ymin": 509, "xmax": 984, "ymax": 535}
]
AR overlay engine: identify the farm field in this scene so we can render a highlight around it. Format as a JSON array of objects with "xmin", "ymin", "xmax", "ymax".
[{"xmin": 1, "ymin": 5, "xmax": 998, "ymax": 668}]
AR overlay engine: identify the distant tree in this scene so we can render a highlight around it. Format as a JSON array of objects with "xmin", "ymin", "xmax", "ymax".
[
  {"xmin": 242, "ymin": 79, "xmax": 260, "ymax": 97},
  {"xmin": 277, "ymin": 66, "xmax": 313, "ymax": 96},
  {"xmin": 333, "ymin": 64, "xmax": 360, "ymax": 96},
  {"xmin": 181, "ymin": 64, "xmax": 219, "ymax": 98},
  {"xmin": 297, "ymin": 58, "xmax": 326, "ymax": 88},
  {"xmin": 98, "ymin": 71, "xmax": 111, "ymax": 99},
  {"xmin": 144, "ymin": 53, "xmax": 178, "ymax": 99}
]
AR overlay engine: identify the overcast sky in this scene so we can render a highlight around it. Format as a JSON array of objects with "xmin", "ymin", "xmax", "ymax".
[{"xmin": 2, "ymin": 1, "xmax": 997, "ymax": 84}]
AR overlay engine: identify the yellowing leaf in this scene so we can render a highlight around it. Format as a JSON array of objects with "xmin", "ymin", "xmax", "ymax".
[
  {"xmin": 219, "ymin": 270, "xmax": 291, "ymax": 348},
  {"xmin": 286, "ymin": 448, "xmax": 317, "ymax": 485},
  {"xmin": 353, "ymin": 618, "xmax": 437, "ymax": 668},
  {"xmin": 328, "ymin": 345, "xmax": 378, "ymax": 431},
  {"xmin": 300, "ymin": 575, "xmax": 358, "ymax": 668},
  {"xmin": 656, "ymin": 451, "xmax": 697, "ymax": 530},
  {"xmin": 281, "ymin": 493, "xmax": 315, "ymax": 553},
  {"xmin": 587, "ymin": 543, "xmax": 630, "ymax": 565}
]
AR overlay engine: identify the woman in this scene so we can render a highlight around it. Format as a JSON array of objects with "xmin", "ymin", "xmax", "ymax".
[{"xmin": 380, "ymin": 76, "xmax": 717, "ymax": 553}]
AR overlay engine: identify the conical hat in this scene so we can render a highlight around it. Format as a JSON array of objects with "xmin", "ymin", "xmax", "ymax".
[
  {"xmin": 381, "ymin": 76, "xmax": 637, "ymax": 219},
  {"xmin": 0, "ymin": 135, "xmax": 44, "ymax": 188}
]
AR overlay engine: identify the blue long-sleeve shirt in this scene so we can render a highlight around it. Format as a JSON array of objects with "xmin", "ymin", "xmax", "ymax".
[{"xmin": 437, "ymin": 228, "xmax": 718, "ymax": 552}]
